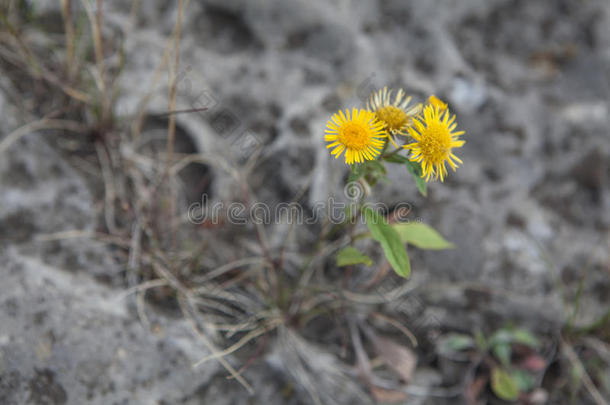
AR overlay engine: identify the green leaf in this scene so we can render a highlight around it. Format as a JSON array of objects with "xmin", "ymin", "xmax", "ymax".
[
  {"xmin": 490, "ymin": 329, "xmax": 514, "ymax": 345},
  {"xmin": 438, "ymin": 333, "xmax": 475, "ymax": 354},
  {"xmin": 336, "ymin": 246, "xmax": 373, "ymax": 267},
  {"xmin": 511, "ymin": 370, "xmax": 535, "ymax": 392},
  {"xmin": 490, "ymin": 328, "xmax": 539, "ymax": 349},
  {"xmin": 491, "ymin": 367, "xmax": 520, "ymax": 401},
  {"xmin": 405, "ymin": 160, "xmax": 427, "ymax": 197},
  {"xmin": 392, "ymin": 223, "xmax": 454, "ymax": 250},
  {"xmin": 474, "ymin": 330, "xmax": 488, "ymax": 352},
  {"xmin": 493, "ymin": 342, "xmax": 512, "ymax": 367},
  {"xmin": 512, "ymin": 329, "xmax": 539, "ymax": 348},
  {"xmin": 363, "ymin": 206, "xmax": 411, "ymax": 278}
]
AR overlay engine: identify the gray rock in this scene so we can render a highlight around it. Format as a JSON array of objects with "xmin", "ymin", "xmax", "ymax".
[{"xmin": 0, "ymin": 247, "xmax": 219, "ymax": 405}]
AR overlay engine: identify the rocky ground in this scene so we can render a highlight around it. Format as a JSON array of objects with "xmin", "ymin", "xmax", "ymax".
[{"xmin": 1, "ymin": 0, "xmax": 609, "ymax": 404}]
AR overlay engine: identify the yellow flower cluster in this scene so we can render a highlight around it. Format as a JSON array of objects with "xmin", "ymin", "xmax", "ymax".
[{"xmin": 324, "ymin": 88, "xmax": 465, "ymax": 182}]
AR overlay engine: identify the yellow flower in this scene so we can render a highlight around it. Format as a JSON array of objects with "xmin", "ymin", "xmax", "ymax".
[
  {"xmin": 325, "ymin": 108, "xmax": 386, "ymax": 165},
  {"xmin": 367, "ymin": 86, "xmax": 421, "ymax": 148},
  {"xmin": 428, "ymin": 95, "xmax": 448, "ymax": 111},
  {"xmin": 404, "ymin": 103, "xmax": 465, "ymax": 182}
]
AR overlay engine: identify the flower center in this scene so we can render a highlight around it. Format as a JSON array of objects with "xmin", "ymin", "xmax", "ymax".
[
  {"xmin": 338, "ymin": 122, "xmax": 370, "ymax": 150},
  {"xmin": 418, "ymin": 122, "xmax": 452, "ymax": 163},
  {"xmin": 376, "ymin": 106, "xmax": 409, "ymax": 132}
]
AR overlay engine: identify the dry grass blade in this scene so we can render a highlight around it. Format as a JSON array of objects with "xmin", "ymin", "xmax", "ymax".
[
  {"xmin": 171, "ymin": 153, "xmax": 238, "ymax": 182},
  {"xmin": 60, "ymin": 0, "xmax": 75, "ymax": 79},
  {"xmin": 349, "ymin": 318, "xmax": 372, "ymax": 382},
  {"xmin": 34, "ymin": 230, "xmax": 131, "ymax": 248},
  {"xmin": 152, "ymin": 107, "xmax": 208, "ymax": 118},
  {"xmin": 150, "ymin": 257, "xmax": 255, "ymax": 393},
  {"xmin": 192, "ymin": 318, "xmax": 281, "ymax": 367},
  {"xmin": 79, "ymin": 0, "xmax": 108, "ymax": 120},
  {"xmin": 165, "ymin": 0, "xmax": 184, "ymax": 172},
  {"xmin": 127, "ymin": 212, "xmax": 143, "ymax": 286},
  {"xmin": 190, "ymin": 284, "xmax": 261, "ymax": 310},
  {"xmin": 562, "ymin": 339, "xmax": 609, "ymax": 405},
  {"xmin": 370, "ymin": 312, "xmax": 418, "ymax": 347},
  {"xmin": 178, "ymin": 294, "xmax": 254, "ymax": 394},
  {"xmin": 151, "ymin": 260, "xmax": 189, "ymax": 296},
  {"xmin": 95, "ymin": 142, "xmax": 119, "ymax": 234},
  {"xmin": 0, "ymin": 10, "xmax": 41, "ymax": 73},
  {"xmin": 188, "ymin": 296, "xmax": 251, "ymax": 320},
  {"xmin": 0, "ymin": 119, "xmax": 87, "ymax": 156},
  {"xmin": 40, "ymin": 69, "xmax": 92, "ymax": 103},
  {"xmin": 1, "ymin": 8, "xmax": 90, "ymax": 102},
  {"xmin": 271, "ymin": 327, "xmax": 370, "ymax": 405},
  {"xmin": 117, "ymin": 279, "xmax": 169, "ymax": 301},
  {"xmin": 194, "ymin": 257, "xmax": 269, "ymax": 283},
  {"xmin": 135, "ymin": 287, "xmax": 151, "ymax": 330},
  {"xmin": 342, "ymin": 281, "xmax": 419, "ymax": 304}
]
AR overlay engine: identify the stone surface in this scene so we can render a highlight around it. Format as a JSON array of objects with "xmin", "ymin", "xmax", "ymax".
[
  {"xmin": 1, "ymin": 0, "xmax": 609, "ymax": 403},
  {"xmin": 0, "ymin": 247, "xmax": 219, "ymax": 405}
]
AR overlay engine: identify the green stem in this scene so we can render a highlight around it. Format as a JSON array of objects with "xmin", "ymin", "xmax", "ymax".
[{"xmin": 381, "ymin": 147, "xmax": 403, "ymax": 159}]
